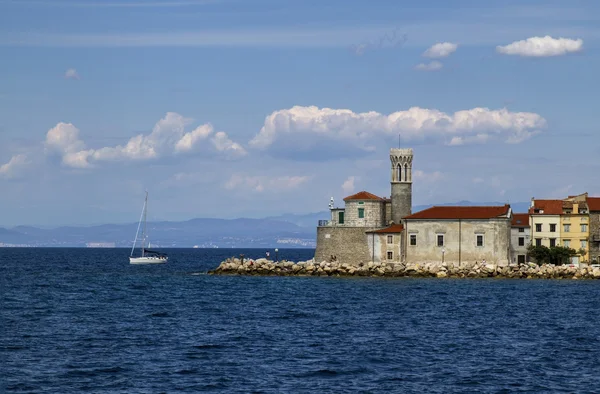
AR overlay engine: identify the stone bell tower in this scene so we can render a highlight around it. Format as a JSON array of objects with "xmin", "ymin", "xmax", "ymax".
[{"xmin": 390, "ymin": 148, "xmax": 413, "ymax": 224}]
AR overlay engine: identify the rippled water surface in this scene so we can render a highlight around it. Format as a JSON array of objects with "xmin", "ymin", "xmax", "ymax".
[{"xmin": 3, "ymin": 248, "xmax": 600, "ymax": 393}]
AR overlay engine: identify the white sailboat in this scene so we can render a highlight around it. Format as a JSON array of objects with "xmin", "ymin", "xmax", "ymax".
[{"xmin": 129, "ymin": 191, "xmax": 168, "ymax": 264}]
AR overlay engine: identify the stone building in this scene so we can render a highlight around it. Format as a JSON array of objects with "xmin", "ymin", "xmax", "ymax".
[
  {"xmin": 402, "ymin": 205, "xmax": 512, "ymax": 266},
  {"xmin": 587, "ymin": 197, "xmax": 600, "ymax": 264},
  {"xmin": 510, "ymin": 213, "xmax": 530, "ymax": 265},
  {"xmin": 314, "ymin": 148, "xmax": 413, "ymax": 265},
  {"xmin": 315, "ymin": 146, "xmax": 514, "ymax": 267}
]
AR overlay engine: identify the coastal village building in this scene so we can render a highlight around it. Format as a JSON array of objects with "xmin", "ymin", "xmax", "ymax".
[
  {"xmin": 590, "ymin": 197, "xmax": 600, "ymax": 264},
  {"xmin": 529, "ymin": 193, "xmax": 600, "ymax": 266},
  {"xmin": 315, "ymin": 147, "xmax": 513, "ymax": 266},
  {"xmin": 561, "ymin": 194, "xmax": 589, "ymax": 265},
  {"xmin": 402, "ymin": 205, "xmax": 512, "ymax": 266},
  {"xmin": 529, "ymin": 199, "xmax": 562, "ymax": 249},
  {"xmin": 510, "ymin": 213, "xmax": 530, "ymax": 265}
]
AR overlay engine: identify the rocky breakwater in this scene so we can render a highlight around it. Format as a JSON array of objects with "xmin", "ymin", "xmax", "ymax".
[{"xmin": 209, "ymin": 257, "xmax": 600, "ymax": 280}]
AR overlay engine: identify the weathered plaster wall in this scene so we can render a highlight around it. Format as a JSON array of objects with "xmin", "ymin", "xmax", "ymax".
[
  {"xmin": 404, "ymin": 219, "xmax": 511, "ymax": 266},
  {"xmin": 510, "ymin": 227, "xmax": 530, "ymax": 264},
  {"xmin": 530, "ymin": 215, "xmax": 561, "ymax": 247}
]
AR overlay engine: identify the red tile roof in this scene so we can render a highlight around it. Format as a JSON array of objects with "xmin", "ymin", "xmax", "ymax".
[
  {"xmin": 404, "ymin": 205, "xmax": 511, "ymax": 220},
  {"xmin": 368, "ymin": 224, "xmax": 404, "ymax": 234},
  {"xmin": 343, "ymin": 191, "xmax": 384, "ymax": 201},
  {"xmin": 588, "ymin": 197, "xmax": 600, "ymax": 211},
  {"xmin": 528, "ymin": 199, "xmax": 563, "ymax": 215},
  {"xmin": 512, "ymin": 213, "xmax": 530, "ymax": 227}
]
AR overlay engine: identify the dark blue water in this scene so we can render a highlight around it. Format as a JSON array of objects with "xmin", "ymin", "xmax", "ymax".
[{"xmin": 3, "ymin": 248, "xmax": 600, "ymax": 393}]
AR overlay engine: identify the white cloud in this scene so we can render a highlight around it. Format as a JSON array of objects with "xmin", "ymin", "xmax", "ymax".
[
  {"xmin": 413, "ymin": 170, "xmax": 443, "ymax": 183},
  {"xmin": 211, "ymin": 131, "xmax": 247, "ymax": 158},
  {"xmin": 447, "ymin": 134, "xmax": 490, "ymax": 146},
  {"xmin": 341, "ymin": 176, "xmax": 356, "ymax": 194},
  {"xmin": 44, "ymin": 112, "xmax": 246, "ymax": 168},
  {"xmin": 0, "ymin": 154, "xmax": 30, "ymax": 179},
  {"xmin": 174, "ymin": 124, "xmax": 214, "ymax": 153},
  {"xmin": 496, "ymin": 35, "xmax": 583, "ymax": 57},
  {"xmin": 423, "ymin": 42, "xmax": 458, "ymax": 58},
  {"xmin": 248, "ymin": 105, "xmax": 547, "ymax": 153},
  {"xmin": 64, "ymin": 68, "xmax": 80, "ymax": 79},
  {"xmin": 414, "ymin": 61, "xmax": 443, "ymax": 71},
  {"xmin": 224, "ymin": 174, "xmax": 310, "ymax": 193}
]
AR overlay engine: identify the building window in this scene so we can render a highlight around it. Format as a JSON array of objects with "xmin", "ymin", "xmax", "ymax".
[
  {"xmin": 358, "ymin": 208, "xmax": 365, "ymax": 219},
  {"xmin": 358, "ymin": 201, "xmax": 364, "ymax": 205},
  {"xmin": 518, "ymin": 237, "xmax": 525, "ymax": 246},
  {"xmin": 476, "ymin": 235, "xmax": 484, "ymax": 247},
  {"xmin": 338, "ymin": 211, "xmax": 344, "ymax": 224},
  {"xmin": 536, "ymin": 224, "xmax": 542, "ymax": 232},
  {"xmin": 550, "ymin": 224, "xmax": 556, "ymax": 232},
  {"xmin": 518, "ymin": 255, "xmax": 526, "ymax": 264},
  {"xmin": 581, "ymin": 240, "xmax": 587, "ymax": 249},
  {"xmin": 437, "ymin": 234, "xmax": 444, "ymax": 247},
  {"xmin": 564, "ymin": 224, "xmax": 570, "ymax": 232},
  {"xmin": 387, "ymin": 251, "xmax": 393, "ymax": 260},
  {"xmin": 564, "ymin": 239, "xmax": 571, "ymax": 247},
  {"xmin": 518, "ymin": 227, "xmax": 525, "ymax": 233},
  {"xmin": 410, "ymin": 234, "xmax": 417, "ymax": 246},
  {"xmin": 387, "ymin": 235, "xmax": 393, "ymax": 244},
  {"xmin": 550, "ymin": 238, "xmax": 556, "ymax": 247},
  {"xmin": 535, "ymin": 238, "xmax": 542, "ymax": 246},
  {"xmin": 581, "ymin": 224, "xmax": 588, "ymax": 232}
]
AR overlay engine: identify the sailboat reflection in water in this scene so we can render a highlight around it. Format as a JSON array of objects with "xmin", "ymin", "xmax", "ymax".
[{"xmin": 129, "ymin": 191, "xmax": 168, "ymax": 264}]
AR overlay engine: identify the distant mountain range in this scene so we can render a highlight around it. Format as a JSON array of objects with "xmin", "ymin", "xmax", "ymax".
[{"xmin": 0, "ymin": 201, "xmax": 530, "ymax": 248}]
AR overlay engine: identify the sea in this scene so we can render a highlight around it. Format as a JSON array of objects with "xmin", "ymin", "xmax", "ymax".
[{"xmin": 3, "ymin": 248, "xmax": 600, "ymax": 393}]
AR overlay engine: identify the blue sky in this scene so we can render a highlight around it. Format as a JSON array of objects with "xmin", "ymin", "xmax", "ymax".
[{"xmin": 1, "ymin": 0, "xmax": 599, "ymax": 226}]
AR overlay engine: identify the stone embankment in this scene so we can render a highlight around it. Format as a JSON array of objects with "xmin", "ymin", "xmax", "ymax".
[{"xmin": 209, "ymin": 257, "xmax": 600, "ymax": 280}]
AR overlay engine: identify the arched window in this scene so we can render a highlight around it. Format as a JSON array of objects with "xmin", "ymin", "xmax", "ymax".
[
  {"xmin": 397, "ymin": 164, "xmax": 402, "ymax": 181},
  {"xmin": 404, "ymin": 165, "xmax": 408, "ymax": 182}
]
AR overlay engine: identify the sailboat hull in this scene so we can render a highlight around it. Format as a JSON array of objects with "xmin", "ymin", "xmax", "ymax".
[{"xmin": 129, "ymin": 256, "xmax": 168, "ymax": 264}]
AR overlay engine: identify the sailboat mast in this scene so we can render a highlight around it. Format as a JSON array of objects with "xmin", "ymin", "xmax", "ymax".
[{"xmin": 141, "ymin": 191, "xmax": 148, "ymax": 257}]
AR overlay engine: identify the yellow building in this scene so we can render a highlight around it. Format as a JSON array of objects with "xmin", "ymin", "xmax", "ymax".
[
  {"xmin": 530, "ymin": 194, "xmax": 590, "ymax": 266},
  {"xmin": 561, "ymin": 194, "xmax": 590, "ymax": 265}
]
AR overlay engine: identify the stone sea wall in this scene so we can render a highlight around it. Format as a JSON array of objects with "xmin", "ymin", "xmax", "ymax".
[{"xmin": 209, "ymin": 257, "xmax": 600, "ymax": 280}]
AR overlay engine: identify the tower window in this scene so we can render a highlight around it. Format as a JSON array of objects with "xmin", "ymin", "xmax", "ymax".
[
  {"xmin": 404, "ymin": 165, "xmax": 408, "ymax": 182},
  {"xmin": 397, "ymin": 164, "xmax": 402, "ymax": 182},
  {"xmin": 358, "ymin": 208, "xmax": 365, "ymax": 218}
]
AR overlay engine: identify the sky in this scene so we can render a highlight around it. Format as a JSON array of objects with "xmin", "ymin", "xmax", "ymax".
[{"xmin": 1, "ymin": 0, "xmax": 599, "ymax": 226}]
